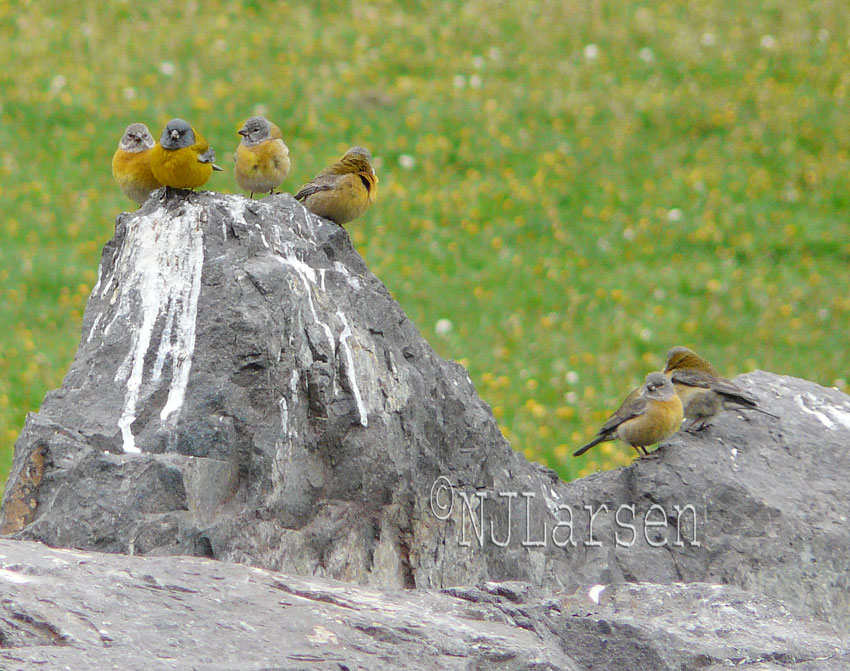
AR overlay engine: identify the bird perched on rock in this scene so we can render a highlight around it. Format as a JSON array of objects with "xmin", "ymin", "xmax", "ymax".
[
  {"xmin": 663, "ymin": 346, "xmax": 779, "ymax": 432},
  {"xmin": 294, "ymin": 146, "xmax": 378, "ymax": 225},
  {"xmin": 573, "ymin": 372, "xmax": 683, "ymax": 457},
  {"xmin": 149, "ymin": 118, "xmax": 222, "ymax": 190},
  {"xmin": 234, "ymin": 115, "xmax": 291, "ymax": 197},
  {"xmin": 112, "ymin": 123, "xmax": 162, "ymax": 206}
]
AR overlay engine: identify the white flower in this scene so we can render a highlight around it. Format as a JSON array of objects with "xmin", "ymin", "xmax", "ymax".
[
  {"xmin": 566, "ymin": 371, "xmax": 579, "ymax": 384},
  {"xmin": 398, "ymin": 154, "xmax": 415, "ymax": 169},
  {"xmin": 435, "ymin": 319, "xmax": 453, "ymax": 336},
  {"xmin": 49, "ymin": 75, "xmax": 67, "ymax": 95},
  {"xmin": 469, "ymin": 74, "xmax": 482, "ymax": 88},
  {"xmin": 472, "ymin": 55, "xmax": 485, "ymax": 69},
  {"xmin": 160, "ymin": 61, "xmax": 176, "ymax": 76},
  {"xmin": 638, "ymin": 47, "xmax": 654, "ymax": 63},
  {"xmin": 122, "ymin": 87, "xmax": 136, "ymax": 100},
  {"xmin": 453, "ymin": 75, "xmax": 466, "ymax": 89},
  {"xmin": 583, "ymin": 44, "xmax": 600, "ymax": 61},
  {"xmin": 667, "ymin": 208, "xmax": 683, "ymax": 222},
  {"xmin": 701, "ymin": 32, "xmax": 716, "ymax": 47},
  {"xmin": 760, "ymin": 34, "xmax": 778, "ymax": 50}
]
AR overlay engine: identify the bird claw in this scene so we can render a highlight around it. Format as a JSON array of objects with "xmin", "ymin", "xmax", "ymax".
[{"xmin": 684, "ymin": 419, "xmax": 710, "ymax": 434}]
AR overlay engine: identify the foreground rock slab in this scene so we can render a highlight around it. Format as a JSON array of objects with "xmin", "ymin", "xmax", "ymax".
[{"xmin": 0, "ymin": 540, "xmax": 846, "ymax": 671}]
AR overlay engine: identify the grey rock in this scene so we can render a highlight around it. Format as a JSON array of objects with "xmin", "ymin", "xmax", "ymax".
[
  {"xmin": 3, "ymin": 191, "xmax": 850, "ymax": 637},
  {"xmin": 0, "ymin": 540, "xmax": 846, "ymax": 671}
]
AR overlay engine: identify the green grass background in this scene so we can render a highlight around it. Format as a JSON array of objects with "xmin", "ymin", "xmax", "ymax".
[{"xmin": 1, "ymin": 1, "xmax": 848, "ymax": 490}]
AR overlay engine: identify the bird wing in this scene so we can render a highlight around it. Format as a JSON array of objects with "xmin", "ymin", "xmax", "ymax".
[
  {"xmin": 670, "ymin": 368, "xmax": 715, "ymax": 390},
  {"xmin": 712, "ymin": 378, "xmax": 758, "ymax": 406},
  {"xmin": 574, "ymin": 389, "xmax": 647, "ymax": 457},
  {"xmin": 198, "ymin": 147, "xmax": 217, "ymax": 164},
  {"xmin": 673, "ymin": 368, "xmax": 757, "ymax": 405},
  {"xmin": 294, "ymin": 174, "xmax": 338, "ymax": 202},
  {"xmin": 598, "ymin": 388, "xmax": 648, "ymax": 434}
]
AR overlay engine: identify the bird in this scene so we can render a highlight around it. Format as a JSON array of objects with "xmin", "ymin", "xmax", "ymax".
[
  {"xmin": 573, "ymin": 372, "xmax": 684, "ymax": 457},
  {"xmin": 234, "ymin": 115, "xmax": 291, "ymax": 198},
  {"xmin": 149, "ymin": 118, "xmax": 222, "ymax": 191},
  {"xmin": 111, "ymin": 123, "xmax": 162, "ymax": 206},
  {"xmin": 294, "ymin": 146, "xmax": 378, "ymax": 225},
  {"xmin": 663, "ymin": 346, "xmax": 779, "ymax": 432}
]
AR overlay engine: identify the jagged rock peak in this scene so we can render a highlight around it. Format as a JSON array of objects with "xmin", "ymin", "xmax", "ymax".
[{"xmin": 1, "ymin": 190, "xmax": 543, "ymax": 587}]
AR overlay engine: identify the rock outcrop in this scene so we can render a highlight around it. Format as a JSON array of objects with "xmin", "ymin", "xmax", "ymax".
[
  {"xmin": 3, "ymin": 191, "xmax": 850, "ymax": 638},
  {"xmin": 1, "ymin": 191, "xmax": 566, "ymax": 590},
  {"xmin": 0, "ymin": 539, "xmax": 847, "ymax": 671}
]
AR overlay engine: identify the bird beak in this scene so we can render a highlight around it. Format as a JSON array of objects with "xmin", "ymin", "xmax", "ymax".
[
  {"xmin": 170, "ymin": 129, "xmax": 180, "ymax": 141},
  {"xmin": 237, "ymin": 128, "xmax": 249, "ymax": 137}
]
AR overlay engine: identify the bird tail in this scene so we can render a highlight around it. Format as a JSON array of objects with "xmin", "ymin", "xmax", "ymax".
[
  {"xmin": 573, "ymin": 435, "xmax": 604, "ymax": 457},
  {"xmin": 744, "ymin": 405, "xmax": 780, "ymax": 420}
]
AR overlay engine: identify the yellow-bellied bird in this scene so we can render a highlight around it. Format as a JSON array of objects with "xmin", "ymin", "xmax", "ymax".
[
  {"xmin": 294, "ymin": 146, "xmax": 378, "ymax": 225},
  {"xmin": 664, "ymin": 346, "xmax": 778, "ymax": 432},
  {"xmin": 234, "ymin": 115, "xmax": 290, "ymax": 197},
  {"xmin": 150, "ymin": 118, "xmax": 222, "ymax": 190},
  {"xmin": 112, "ymin": 123, "xmax": 162, "ymax": 206},
  {"xmin": 574, "ymin": 372, "xmax": 683, "ymax": 457}
]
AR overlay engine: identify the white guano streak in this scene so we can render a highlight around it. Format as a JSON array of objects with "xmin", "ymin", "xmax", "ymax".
[
  {"xmin": 824, "ymin": 405, "xmax": 850, "ymax": 431},
  {"xmin": 272, "ymin": 242, "xmax": 367, "ymax": 428},
  {"xmin": 274, "ymin": 245, "xmax": 334, "ymax": 352},
  {"xmin": 795, "ymin": 393, "xmax": 835, "ymax": 430},
  {"xmin": 337, "ymin": 309, "xmax": 368, "ymax": 427},
  {"xmin": 112, "ymin": 204, "xmax": 205, "ymax": 453}
]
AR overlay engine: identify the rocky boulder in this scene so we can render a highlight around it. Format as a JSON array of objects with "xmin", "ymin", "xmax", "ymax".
[
  {"xmin": 3, "ymin": 191, "xmax": 850, "ymax": 636},
  {"xmin": 1, "ymin": 191, "xmax": 565, "ymax": 590}
]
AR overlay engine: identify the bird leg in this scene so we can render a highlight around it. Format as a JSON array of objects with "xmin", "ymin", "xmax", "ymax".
[{"xmin": 684, "ymin": 418, "xmax": 710, "ymax": 433}]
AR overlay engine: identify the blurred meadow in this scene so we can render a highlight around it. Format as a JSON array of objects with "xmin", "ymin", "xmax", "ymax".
[{"xmin": 1, "ymin": 1, "xmax": 849, "ymax": 491}]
